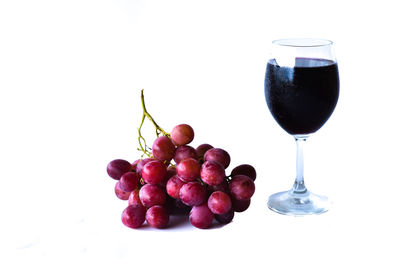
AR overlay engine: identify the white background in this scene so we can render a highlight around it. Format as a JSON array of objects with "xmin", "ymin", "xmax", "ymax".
[{"xmin": 1, "ymin": 0, "xmax": 399, "ymax": 257}]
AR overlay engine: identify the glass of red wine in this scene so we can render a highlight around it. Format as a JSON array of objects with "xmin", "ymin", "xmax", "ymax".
[{"xmin": 265, "ymin": 38, "xmax": 339, "ymax": 215}]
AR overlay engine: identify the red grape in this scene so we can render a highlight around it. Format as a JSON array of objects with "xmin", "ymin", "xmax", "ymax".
[
  {"xmin": 121, "ymin": 205, "xmax": 146, "ymax": 229},
  {"xmin": 207, "ymin": 179, "xmax": 229, "ymax": 194},
  {"xmin": 189, "ymin": 203, "xmax": 214, "ymax": 229},
  {"xmin": 179, "ymin": 182, "xmax": 206, "ymax": 206},
  {"xmin": 131, "ymin": 159, "xmax": 140, "ymax": 172},
  {"xmin": 167, "ymin": 165, "xmax": 177, "ymax": 175},
  {"xmin": 204, "ymin": 148, "xmax": 231, "ymax": 168},
  {"xmin": 166, "ymin": 175, "xmax": 186, "ymax": 199},
  {"xmin": 229, "ymin": 175, "xmax": 255, "ymax": 200},
  {"xmin": 141, "ymin": 160, "xmax": 167, "ymax": 185},
  {"xmin": 200, "ymin": 160, "xmax": 225, "ymax": 186},
  {"xmin": 119, "ymin": 172, "xmax": 140, "ymax": 192},
  {"xmin": 171, "ymin": 124, "xmax": 194, "ymax": 146},
  {"xmin": 115, "ymin": 181, "xmax": 131, "ymax": 200},
  {"xmin": 231, "ymin": 197, "xmax": 251, "ymax": 212},
  {"xmin": 231, "ymin": 164, "xmax": 257, "ymax": 181},
  {"xmin": 160, "ymin": 166, "xmax": 177, "ymax": 187},
  {"xmin": 176, "ymin": 158, "xmax": 201, "ymax": 182},
  {"xmin": 196, "ymin": 143, "xmax": 213, "ymax": 161},
  {"xmin": 215, "ymin": 209, "xmax": 234, "ymax": 224},
  {"xmin": 136, "ymin": 158, "xmax": 154, "ymax": 176},
  {"xmin": 128, "ymin": 189, "xmax": 142, "ymax": 206},
  {"xmin": 152, "ymin": 136, "xmax": 176, "ymax": 161},
  {"xmin": 173, "ymin": 145, "xmax": 197, "ymax": 164},
  {"xmin": 146, "ymin": 205, "xmax": 169, "ymax": 229},
  {"xmin": 139, "ymin": 184, "xmax": 166, "ymax": 208},
  {"xmin": 207, "ymin": 191, "xmax": 232, "ymax": 215},
  {"xmin": 107, "ymin": 159, "xmax": 131, "ymax": 180}
]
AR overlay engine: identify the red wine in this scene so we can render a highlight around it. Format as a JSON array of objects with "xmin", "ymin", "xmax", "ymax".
[{"xmin": 265, "ymin": 58, "xmax": 339, "ymax": 135}]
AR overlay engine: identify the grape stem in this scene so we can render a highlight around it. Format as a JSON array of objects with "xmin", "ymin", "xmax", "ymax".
[{"xmin": 137, "ymin": 89, "xmax": 170, "ymax": 157}]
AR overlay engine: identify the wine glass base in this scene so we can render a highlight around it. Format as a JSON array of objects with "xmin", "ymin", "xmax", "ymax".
[{"xmin": 267, "ymin": 190, "xmax": 330, "ymax": 216}]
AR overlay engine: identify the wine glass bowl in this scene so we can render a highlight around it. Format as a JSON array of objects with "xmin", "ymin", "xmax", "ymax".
[{"xmin": 265, "ymin": 38, "xmax": 339, "ymax": 215}]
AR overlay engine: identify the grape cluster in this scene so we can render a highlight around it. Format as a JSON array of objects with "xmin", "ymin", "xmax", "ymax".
[{"xmin": 107, "ymin": 124, "xmax": 256, "ymax": 229}]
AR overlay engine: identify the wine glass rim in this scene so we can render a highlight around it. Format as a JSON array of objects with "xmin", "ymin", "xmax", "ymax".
[{"xmin": 272, "ymin": 38, "xmax": 333, "ymax": 47}]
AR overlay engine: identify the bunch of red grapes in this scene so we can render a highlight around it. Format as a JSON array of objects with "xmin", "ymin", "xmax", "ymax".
[{"xmin": 107, "ymin": 124, "xmax": 256, "ymax": 229}]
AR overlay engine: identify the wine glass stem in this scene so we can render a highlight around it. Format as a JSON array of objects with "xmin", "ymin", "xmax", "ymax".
[{"xmin": 292, "ymin": 136, "xmax": 308, "ymax": 194}]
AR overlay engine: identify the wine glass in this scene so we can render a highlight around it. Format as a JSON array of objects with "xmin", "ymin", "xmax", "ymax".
[{"xmin": 264, "ymin": 38, "xmax": 339, "ymax": 215}]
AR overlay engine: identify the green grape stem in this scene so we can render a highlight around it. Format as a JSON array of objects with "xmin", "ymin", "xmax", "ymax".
[{"xmin": 137, "ymin": 89, "xmax": 170, "ymax": 157}]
